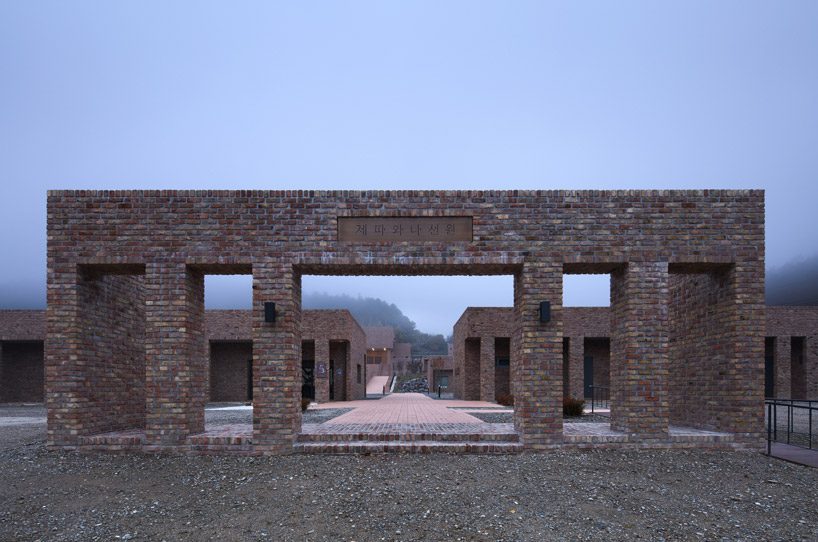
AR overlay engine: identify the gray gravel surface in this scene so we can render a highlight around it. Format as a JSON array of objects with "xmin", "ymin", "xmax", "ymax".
[
  {"xmin": 3, "ymin": 405, "xmax": 818, "ymax": 541},
  {"xmin": 3, "ymin": 430, "xmax": 818, "ymax": 540}
]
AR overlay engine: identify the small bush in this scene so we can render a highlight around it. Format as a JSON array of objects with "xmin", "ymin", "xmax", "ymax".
[
  {"xmin": 496, "ymin": 393, "xmax": 514, "ymax": 407},
  {"xmin": 301, "ymin": 398, "xmax": 311, "ymax": 412},
  {"xmin": 563, "ymin": 397, "xmax": 585, "ymax": 417}
]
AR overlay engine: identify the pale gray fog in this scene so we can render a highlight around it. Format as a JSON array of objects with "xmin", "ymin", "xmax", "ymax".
[{"xmin": 2, "ymin": 2, "xmax": 817, "ymax": 335}]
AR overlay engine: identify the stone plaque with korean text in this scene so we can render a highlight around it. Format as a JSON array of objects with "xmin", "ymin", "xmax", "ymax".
[{"xmin": 338, "ymin": 217, "xmax": 473, "ymax": 242}]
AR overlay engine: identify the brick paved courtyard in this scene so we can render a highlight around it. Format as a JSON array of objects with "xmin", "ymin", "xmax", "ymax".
[{"xmin": 74, "ymin": 393, "xmax": 745, "ymax": 454}]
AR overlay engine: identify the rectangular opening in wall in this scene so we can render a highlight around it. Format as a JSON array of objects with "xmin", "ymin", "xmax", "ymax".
[
  {"xmin": 791, "ymin": 337, "xmax": 806, "ymax": 399},
  {"xmin": 0, "ymin": 340, "xmax": 44, "ymax": 403},
  {"xmin": 668, "ymin": 266, "xmax": 733, "ymax": 431},
  {"xmin": 562, "ymin": 265, "xmax": 614, "ymax": 433},
  {"xmin": 203, "ymin": 271, "xmax": 253, "ymax": 433},
  {"xmin": 494, "ymin": 337, "xmax": 511, "ymax": 403},
  {"xmin": 765, "ymin": 337, "xmax": 775, "ymax": 398},
  {"xmin": 76, "ymin": 264, "xmax": 147, "ymax": 437}
]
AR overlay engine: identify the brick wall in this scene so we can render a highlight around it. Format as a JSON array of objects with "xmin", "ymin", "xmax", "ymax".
[
  {"xmin": 46, "ymin": 189, "xmax": 765, "ymax": 451},
  {"xmin": 209, "ymin": 341, "xmax": 252, "ymax": 402}
]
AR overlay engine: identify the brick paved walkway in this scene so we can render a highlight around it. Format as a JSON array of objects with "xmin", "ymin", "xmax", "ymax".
[{"xmin": 316, "ymin": 393, "xmax": 496, "ymax": 425}]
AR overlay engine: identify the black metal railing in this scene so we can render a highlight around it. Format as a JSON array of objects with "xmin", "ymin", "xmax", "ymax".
[
  {"xmin": 588, "ymin": 385, "xmax": 610, "ymax": 413},
  {"xmin": 765, "ymin": 398, "xmax": 817, "ymax": 455}
]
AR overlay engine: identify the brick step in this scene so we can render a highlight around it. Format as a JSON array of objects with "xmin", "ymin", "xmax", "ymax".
[
  {"xmin": 295, "ymin": 441, "xmax": 523, "ymax": 454},
  {"xmin": 186, "ymin": 434, "xmax": 252, "ymax": 446},
  {"xmin": 296, "ymin": 431, "xmax": 519, "ymax": 443}
]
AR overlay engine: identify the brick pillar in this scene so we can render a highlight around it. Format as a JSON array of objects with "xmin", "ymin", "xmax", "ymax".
[
  {"xmin": 145, "ymin": 263, "xmax": 206, "ymax": 446},
  {"xmin": 610, "ymin": 262, "xmax": 669, "ymax": 439},
  {"xmin": 568, "ymin": 335, "xmax": 584, "ymax": 400},
  {"xmin": 45, "ymin": 265, "xmax": 82, "ymax": 447},
  {"xmin": 479, "ymin": 335, "xmax": 496, "ymax": 402},
  {"xmin": 252, "ymin": 262, "xmax": 300, "ymax": 453},
  {"xmin": 775, "ymin": 336, "xmax": 792, "ymax": 399},
  {"xmin": 807, "ymin": 336, "xmax": 818, "ymax": 399},
  {"xmin": 513, "ymin": 261, "xmax": 562, "ymax": 448},
  {"xmin": 314, "ymin": 340, "xmax": 330, "ymax": 403},
  {"xmin": 721, "ymin": 263, "xmax": 765, "ymax": 444}
]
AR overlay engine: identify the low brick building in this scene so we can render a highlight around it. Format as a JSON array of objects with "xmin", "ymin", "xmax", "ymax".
[
  {"xmin": 0, "ymin": 310, "xmax": 45, "ymax": 403},
  {"xmin": 0, "ymin": 309, "xmax": 366, "ymax": 404},
  {"xmin": 301, "ymin": 310, "xmax": 367, "ymax": 403},
  {"xmin": 453, "ymin": 306, "xmax": 818, "ymax": 408},
  {"xmin": 764, "ymin": 307, "xmax": 818, "ymax": 399},
  {"xmin": 452, "ymin": 308, "xmax": 514, "ymax": 402},
  {"xmin": 425, "ymin": 355, "xmax": 454, "ymax": 393}
]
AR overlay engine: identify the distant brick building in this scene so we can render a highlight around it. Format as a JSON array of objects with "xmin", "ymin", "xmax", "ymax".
[
  {"xmin": 425, "ymin": 355, "xmax": 454, "ymax": 393},
  {"xmin": 44, "ymin": 189, "xmax": 766, "ymax": 453},
  {"xmin": 453, "ymin": 306, "xmax": 818, "ymax": 407},
  {"xmin": 0, "ymin": 309, "xmax": 366, "ymax": 404},
  {"xmin": 363, "ymin": 326, "xmax": 414, "ymax": 376},
  {"xmin": 0, "ymin": 310, "xmax": 45, "ymax": 403}
]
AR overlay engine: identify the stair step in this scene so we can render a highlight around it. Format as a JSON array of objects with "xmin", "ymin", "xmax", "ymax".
[
  {"xmin": 297, "ymin": 432, "xmax": 519, "ymax": 443},
  {"xmin": 295, "ymin": 441, "xmax": 523, "ymax": 454}
]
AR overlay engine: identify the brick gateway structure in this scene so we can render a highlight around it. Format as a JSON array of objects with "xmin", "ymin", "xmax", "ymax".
[{"xmin": 46, "ymin": 189, "xmax": 765, "ymax": 453}]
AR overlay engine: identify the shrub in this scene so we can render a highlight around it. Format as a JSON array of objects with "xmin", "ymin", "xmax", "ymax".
[
  {"xmin": 496, "ymin": 393, "xmax": 514, "ymax": 407},
  {"xmin": 301, "ymin": 398, "xmax": 311, "ymax": 412},
  {"xmin": 563, "ymin": 397, "xmax": 585, "ymax": 417}
]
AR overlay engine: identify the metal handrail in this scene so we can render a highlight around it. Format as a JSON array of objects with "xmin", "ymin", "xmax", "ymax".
[
  {"xmin": 588, "ymin": 385, "xmax": 610, "ymax": 414},
  {"xmin": 765, "ymin": 398, "xmax": 817, "ymax": 455}
]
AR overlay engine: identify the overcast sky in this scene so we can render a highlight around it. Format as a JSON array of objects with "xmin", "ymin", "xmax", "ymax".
[{"xmin": 1, "ymin": 2, "xmax": 817, "ymax": 335}]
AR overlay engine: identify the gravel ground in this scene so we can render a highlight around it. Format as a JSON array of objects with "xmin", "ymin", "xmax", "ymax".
[{"xmin": 3, "ymin": 405, "xmax": 818, "ymax": 541}]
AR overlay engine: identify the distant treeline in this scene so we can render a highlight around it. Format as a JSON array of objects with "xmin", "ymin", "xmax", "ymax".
[
  {"xmin": 766, "ymin": 254, "xmax": 818, "ymax": 305},
  {"xmin": 302, "ymin": 292, "xmax": 449, "ymax": 356}
]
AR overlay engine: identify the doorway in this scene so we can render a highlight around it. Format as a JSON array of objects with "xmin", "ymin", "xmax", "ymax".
[{"xmin": 583, "ymin": 355, "xmax": 594, "ymax": 398}]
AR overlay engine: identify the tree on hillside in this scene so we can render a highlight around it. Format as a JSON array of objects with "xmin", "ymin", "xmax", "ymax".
[{"xmin": 303, "ymin": 292, "xmax": 448, "ymax": 356}]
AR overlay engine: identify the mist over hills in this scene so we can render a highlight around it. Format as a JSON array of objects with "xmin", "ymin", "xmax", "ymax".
[
  {"xmin": 302, "ymin": 292, "xmax": 449, "ymax": 356},
  {"xmin": 766, "ymin": 254, "xmax": 818, "ymax": 305}
]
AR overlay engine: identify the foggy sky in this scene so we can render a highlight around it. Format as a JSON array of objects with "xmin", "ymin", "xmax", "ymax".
[{"xmin": 2, "ymin": 2, "xmax": 818, "ymax": 335}]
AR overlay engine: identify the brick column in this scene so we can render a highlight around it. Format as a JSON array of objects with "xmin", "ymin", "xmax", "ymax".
[
  {"xmin": 314, "ymin": 340, "xmax": 330, "ymax": 403},
  {"xmin": 610, "ymin": 262, "xmax": 669, "ymax": 439},
  {"xmin": 145, "ymin": 263, "xmax": 206, "ymax": 446},
  {"xmin": 513, "ymin": 261, "xmax": 562, "ymax": 448},
  {"xmin": 722, "ymin": 263, "xmax": 765, "ymax": 444},
  {"xmin": 568, "ymin": 335, "xmax": 584, "ymax": 400},
  {"xmin": 775, "ymin": 336, "xmax": 792, "ymax": 399},
  {"xmin": 45, "ymin": 265, "xmax": 82, "ymax": 447},
  {"xmin": 479, "ymin": 335, "xmax": 496, "ymax": 402},
  {"xmin": 252, "ymin": 262, "xmax": 300, "ymax": 453}
]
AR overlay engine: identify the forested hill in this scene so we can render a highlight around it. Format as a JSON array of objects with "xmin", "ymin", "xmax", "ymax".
[
  {"xmin": 766, "ymin": 254, "xmax": 818, "ymax": 305},
  {"xmin": 302, "ymin": 293, "xmax": 448, "ymax": 356}
]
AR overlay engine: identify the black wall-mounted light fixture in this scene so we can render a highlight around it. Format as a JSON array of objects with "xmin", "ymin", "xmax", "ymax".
[
  {"xmin": 264, "ymin": 302, "xmax": 276, "ymax": 323},
  {"xmin": 539, "ymin": 301, "xmax": 550, "ymax": 323}
]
